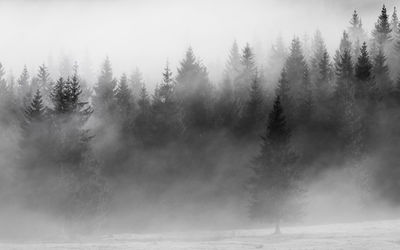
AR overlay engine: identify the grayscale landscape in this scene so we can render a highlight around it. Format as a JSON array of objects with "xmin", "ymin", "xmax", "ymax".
[{"xmin": 0, "ymin": 0, "xmax": 400, "ymax": 249}]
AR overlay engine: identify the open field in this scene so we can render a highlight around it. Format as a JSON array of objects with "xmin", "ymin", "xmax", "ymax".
[{"xmin": 1, "ymin": 219, "xmax": 400, "ymax": 249}]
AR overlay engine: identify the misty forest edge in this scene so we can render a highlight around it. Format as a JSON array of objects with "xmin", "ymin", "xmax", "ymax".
[{"xmin": 1, "ymin": 4, "xmax": 400, "ymax": 237}]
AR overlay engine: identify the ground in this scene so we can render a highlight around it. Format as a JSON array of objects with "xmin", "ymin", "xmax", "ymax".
[{"xmin": 1, "ymin": 219, "xmax": 400, "ymax": 249}]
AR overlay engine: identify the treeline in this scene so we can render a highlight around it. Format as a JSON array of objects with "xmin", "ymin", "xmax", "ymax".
[{"xmin": 1, "ymin": 4, "xmax": 400, "ymax": 233}]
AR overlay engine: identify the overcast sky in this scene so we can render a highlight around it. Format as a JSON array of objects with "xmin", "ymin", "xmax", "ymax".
[{"xmin": 0, "ymin": 0, "xmax": 397, "ymax": 85}]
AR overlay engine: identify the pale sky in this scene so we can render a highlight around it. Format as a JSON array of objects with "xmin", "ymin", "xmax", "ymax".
[{"xmin": 0, "ymin": 0, "xmax": 397, "ymax": 85}]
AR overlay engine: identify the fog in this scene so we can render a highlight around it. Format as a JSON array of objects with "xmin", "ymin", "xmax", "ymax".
[
  {"xmin": 0, "ymin": 0, "xmax": 397, "ymax": 84},
  {"xmin": 1, "ymin": 0, "xmax": 400, "ymax": 245}
]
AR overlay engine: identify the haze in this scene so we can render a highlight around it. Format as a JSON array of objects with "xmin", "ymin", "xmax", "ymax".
[{"xmin": 0, "ymin": 0, "xmax": 396, "ymax": 85}]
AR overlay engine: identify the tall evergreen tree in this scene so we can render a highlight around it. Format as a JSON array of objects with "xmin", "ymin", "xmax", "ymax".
[
  {"xmin": 134, "ymin": 84, "xmax": 153, "ymax": 146},
  {"xmin": 152, "ymin": 63, "xmax": 183, "ymax": 145},
  {"xmin": 310, "ymin": 30, "xmax": 328, "ymax": 84},
  {"xmin": 355, "ymin": 42, "xmax": 374, "ymax": 99},
  {"xmin": 335, "ymin": 49, "xmax": 354, "ymax": 100},
  {"xmin": 92, "ymin": 57, "xmax": 117, "ymax": 118},
  {"xmin": 129, "ymin": 67, "xmax": 144, "ymax": 101},
  {"xmin": 285, "ymin": 37, "xmax": 307, "ymax": 105},
  {"xmin": 266, "ymin": 35, "xmax": 287, "ymax": 85},
  {"xmin": 276, "ymin": 69, "xmax": 292, "ymax": 117},
  {"xmin": 348, "ymin": 10, "xmax": 367, "ymax": 58},
  {"xmin": 248, "ymin": 95, "xmax": 301, "ymax": 234},
  {"xmin": 233, "ymin": 43, "xmax": 256, "ymax": 104},
  {"xmin": 175, "ymin": 47, "xmax": 213, "ymax": 132},
  {"xmin": 298, "ymin": 67, "xmax": 313, "ymax": 124},
  {"xmin": 225, "ymin": 40, "xmax": 242, "ymax": 80},
  {"xmin": 17, "ymin": 65, "xmax": 31, "ymax": 106},
  {"xmin": 373, "ymin": 48, "xmax": 392, "ymax": 99},
  {"xmin": 387, "ymin": 7, "xmax": 400, "ymax": 80},
  {"xmin": 236, "ymin": 72, "xmax": 264, "ymax": 136},
  {"xmin": 24, "ymin": 89, "xmax": 45, "ymax": 124},
  {"xmin": 115, "ymin": 73, "xmax": 135, "ymax": 129},
  {"xmin": 372, "ymin": 5, "xmax": 391, "ymax": 48}
]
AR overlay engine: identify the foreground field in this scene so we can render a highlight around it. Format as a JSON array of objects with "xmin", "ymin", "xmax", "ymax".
[{"xmin": 1, "ymin": 219, "xmax": 400, "ymax": 250}]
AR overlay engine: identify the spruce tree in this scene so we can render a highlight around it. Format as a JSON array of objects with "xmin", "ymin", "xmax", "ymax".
[
  {"xmin": 115, "ymin": 73, "xmax": 135, "ymax": 133},
  {"xmin": 310, "ymin": 30, "xmax": 328, "ymax": 84},
  {"xmin": 298, "ymin": 67, "xmax": 313, "ymax": 124},
  {"xmin": 348, "ymin": 10, "xmax": 367, "ymax": 50},
  {"xmin": 233, "ymin": 43, "xmax": 256, "ymax": 104},
  {"xmin": 152, "ymin": 63, "xmax": 183, "ymax": 145},
  {"xmin": 134, "ymin": 84, "xmax": 153, "ymax": 146},
  {"xmin": 388, "ymin": 7, "xmax": 400, "ymax": 80},
  {"xmin": 266, "ymin": 35, "xmax": 287, "ymax": 85},
  {"xmin": 285, "ymin": 37, "xmax": 307, "ymax": 104},
  {"xmin": 355, "ymin": 42, "xmax": 373, "ymax": 99},
  {"xmin": 249, "ymin": 95, "xmax": 300, "ymax": 234},
  {"xmin": 24, "ymin": 89, "xmax": 45, "ymax": 123},
  {"xmin": 214, "ymin": 75, "xmax": 238, "ymax": 129},
  {"xmin": 0, "ymin": 63, "xmax": 7, "ymax": 95},
  {"xmin": 129, "ymin": 67, "xmax": 144, "ymax": 101},
  {"xmin": 372, "ymin": 5, "xmax": 391, "ymax": 47},
  {"xmin": 236, "ymin": 72, "xmax": 264, "ymax": 135},
  {"xmin": 276, "ymin": 69, "xmax": 292, "ymax": 117},
  {"xmin": 373, "ymin": 48, "xmax": 393, "ymax": 99},
  {"xmin": 92, "ymin": 57, "xmax": 117, "ymax": 117},
  {"xmin": 17, "ymin": 65, "xmax": 31, "ymax": 106},
  {"xmin": 225, "ymin": 40, "xmax": 242, "ymax": 79},
  {"xmin": 241, "ymin": 43, "xmax": 256, "ymax": 73},
  {"xmin": 317, "ymin": 51, "xmax": 332, "ymax": 95},
  {"xmin": 175, "ymin": 47, "xmax": 213, "ymax": 132}
]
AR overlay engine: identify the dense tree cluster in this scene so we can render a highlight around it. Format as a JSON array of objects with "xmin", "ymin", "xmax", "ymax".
[{"xmin": 1, "ymin": 4, "xmax": 400, "ymax": 234}]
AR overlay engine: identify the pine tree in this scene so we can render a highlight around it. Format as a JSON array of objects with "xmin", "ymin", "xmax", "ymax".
[
  {"xmin": 390, "ymin": 7, "xmax": 399, "ymax": 35},
  {"xmin": 115, "ymin": 73, "xmax": 135, "ymax": 132},
  {"xmin": 276, "ymin": 69, "xmax": 292, "ymax": 117},
  {"xmin": 387, "ymin": 7, "xmax": 400, "ymax": 80},
  {"xmin": 241, "ymin": 43, "xmax": 256, "ymax": 73},
  {"xmin": 225, "ymin": 40, "xmax": 242, "ymax": 79},
  {"xmin": 348, "ymin": 10, "xmax": 367, "ymax": 47},
  {"xmin": 248, "ymin": 95, "xmax": 300, "ymax": 234},
  {"xmin": 92, "ymin": 57, "xmax": 117, "ymax": 117},
  {"xmin": 236, "ymin": 72, "xmax": 264, "ymax": 135},
  {"xmin": 334, "ymin": 31, "xmax": 352, "ymax": 67},
  {"xmin": 129, "ymin": 67, "xmax": 144, "ymax": 101},
  {"xmin": 335, "ymin": 49, "xmax": 354, "ymax": 100},
  {"xmin": 298, "ymin": 67, "xmax": 313, "ymax": 123},
  {"xmin": 152, "ymin": 63, "xmax": 183, "ymax": 145},
  {"xmin": 17, "ymin": 65, "xmax": 31, "ymax": 106},
  {"xmin": 310, "ymin": 30, "xmax": 328, "ymax": 84},
  {"xmin": 372, "ymin": 4, "xmax": 391, "ymax": 47},
  {"xmin": 0, "ymin": 62, "xmax": 7, "ymax": 95},
  {"xmin": 134, "ymin": 84, "xmax": 153, "ymax": 146},
  {"xmin": 233, "ymin": 43, "xmax": 256, "ymax": 104},
  {"xmin": 115, "ymin": 74, "xmax": 134, "ymax": 114},
  {"xmin": 35, "ymin": 64, "xmax": 52, "ymax": 106},
  {"xmin": 24, "ymin": 89, "xmax": 45, "ymax": 123},
  {"xmin": 373, "ymin": 48, "xmax": 393, "ymax": 98},
  {"xmin": 355, "ymin": 42, "xmax": 373, "ymax": 99},
  {"xmin": 285, "ymin": 37, "xmax": 307, "ymax": 104},
  {"xmin": 266, "ymin": 35, "xmax": 287, "ymax": 85},
  {"xmin": 317, "ymin": 51, "xmax": 333, "ymax": 94},
  {"xmin": 175, "ymin": 47, "xmax": 213, "ymax": 132}
]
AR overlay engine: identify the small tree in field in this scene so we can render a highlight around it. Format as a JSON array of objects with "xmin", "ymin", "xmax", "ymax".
[{"xmin": 248, "ymin": 95, "xmax": 302, "ymax": 234}]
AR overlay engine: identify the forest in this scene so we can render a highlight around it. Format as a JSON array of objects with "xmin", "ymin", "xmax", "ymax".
[{"xmin": 1, "ymin": 3, "xmax": 400, "ymax": 238}]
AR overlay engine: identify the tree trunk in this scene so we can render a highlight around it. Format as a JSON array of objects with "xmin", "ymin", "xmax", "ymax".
[{"xmin": 274, "ymin": 220, "xmax": 281, "ymax": 235}]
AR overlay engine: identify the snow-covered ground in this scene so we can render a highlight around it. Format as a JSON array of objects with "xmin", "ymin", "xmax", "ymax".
[{"xmin": 1, "ymin": 219, "xmax": 400, "ymax": 249}]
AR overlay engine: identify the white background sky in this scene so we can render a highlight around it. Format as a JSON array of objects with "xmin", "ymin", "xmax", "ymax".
[{"xmin": 0, "ymin": 0, "xmax": 397, "ymax": 85}]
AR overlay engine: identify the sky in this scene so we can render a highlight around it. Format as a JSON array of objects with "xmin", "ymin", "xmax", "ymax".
[{"xmin": 0, "ymin": 0, "xmax": 397, "ymax": 85}]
